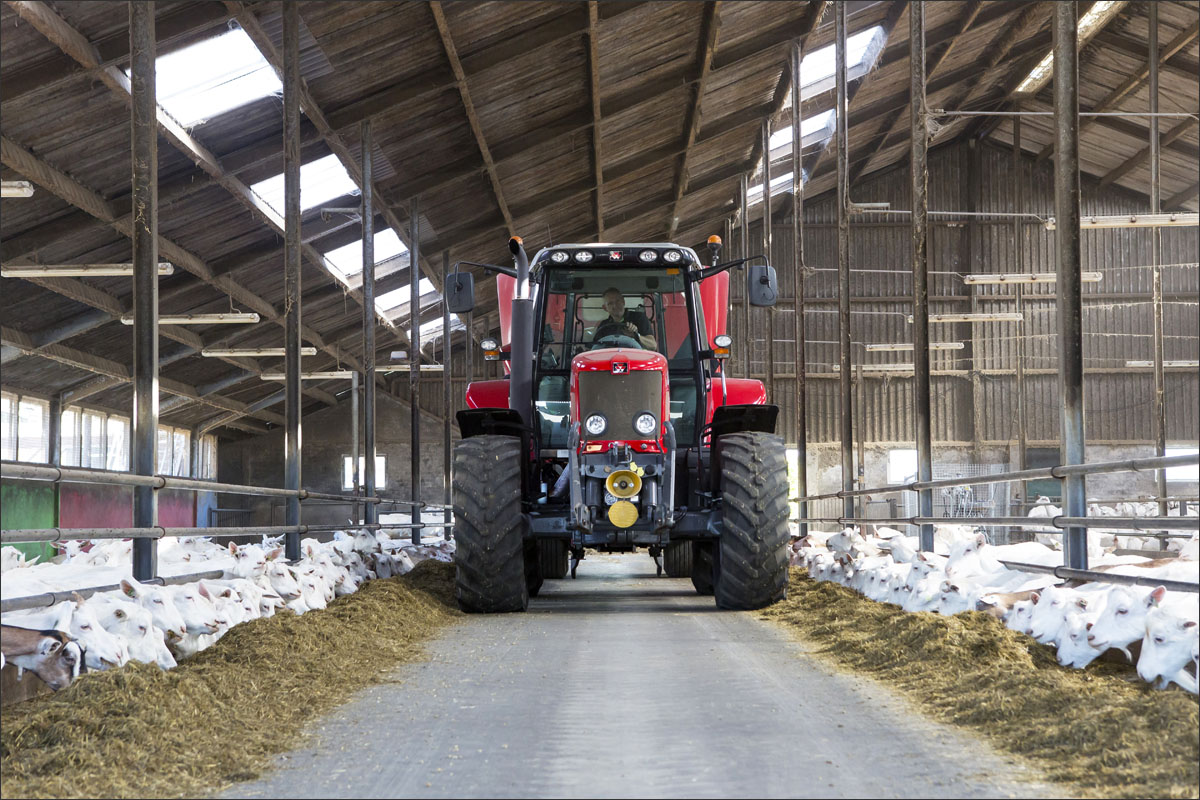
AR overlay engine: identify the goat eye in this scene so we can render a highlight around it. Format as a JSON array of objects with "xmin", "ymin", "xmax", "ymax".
[
  {"xmin": 1154, "ymin": 637, "xmax": 1165, "ymax": 645},
  {"xmin": 154, "ymin": 599, "xmax": 164, "ymax": 604},
  {"xmin": 1117, "ymin": 608, "xmax": 1127, "ymax": 615},
  {"xmin": 80, "ymin": 624, "xmax": 91, "ymax": 630}
]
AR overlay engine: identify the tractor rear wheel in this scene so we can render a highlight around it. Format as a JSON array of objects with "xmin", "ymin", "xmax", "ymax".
[
  {"xmin": 453, "ymin": 435, "xmax": 529, "ymax": 613},
  {"xmin": 713, "ymin": 432, "xmax": 790, "ymax": 610},
  {"xmin": 538, "ymin": 539, "xmax": 569, "ymax": 579},
  {"xmin": 525, "ymin": 540, "xmax": 544, "ymax": 597},
  {"xmin": 690, "ymin": 541, "xmax": 715, "ymax": 595}
]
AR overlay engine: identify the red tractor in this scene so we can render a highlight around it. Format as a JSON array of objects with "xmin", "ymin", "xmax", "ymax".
[{"xmin": 446, "ymin": 237, "xmax": 788, "ymax": 612}]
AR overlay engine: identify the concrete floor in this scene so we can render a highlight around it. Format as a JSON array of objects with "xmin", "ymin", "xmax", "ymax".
[{"xmin": 222, "ymin": 554, "xmax": 1059, "ymax": 799}]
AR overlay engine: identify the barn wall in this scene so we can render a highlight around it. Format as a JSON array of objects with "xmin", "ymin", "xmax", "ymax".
[{"xmin": 725, "ymin": 139, "xmax": 1198, "ymax": 475}]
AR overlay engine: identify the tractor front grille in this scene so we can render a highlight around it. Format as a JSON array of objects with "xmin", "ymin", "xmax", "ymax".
[{"xmin": 577, "ymin": 370, "xmax": 661, "ymax": 441}]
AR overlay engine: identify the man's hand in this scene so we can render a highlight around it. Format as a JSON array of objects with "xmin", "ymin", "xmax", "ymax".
[{"xmin": 623, "ymin": 321, "xmax": 638, "ymax": 335}]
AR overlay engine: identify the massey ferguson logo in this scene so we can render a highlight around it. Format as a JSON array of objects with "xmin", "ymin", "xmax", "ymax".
[
  {"xmin": 608, "ymin": 250, "xmax": 623, "ymax": 261},
  {"xmin": 612, "ymin": 362, "xmax": 629, "ymax": 374}
]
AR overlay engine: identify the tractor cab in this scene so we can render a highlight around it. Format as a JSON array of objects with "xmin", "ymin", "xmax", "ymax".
[{"xmin": 448, "ymin": 237, "xmax": 790, "ymax": 614}]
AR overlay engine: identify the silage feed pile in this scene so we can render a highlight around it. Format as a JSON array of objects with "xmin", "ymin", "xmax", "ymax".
[
  {"xmin": 762, "ymin": 569, "xmax": 1200, "ymax": 800},
  {"xmin": 1, "ymin": 561, "xmax": 459, "ymax": 799}
]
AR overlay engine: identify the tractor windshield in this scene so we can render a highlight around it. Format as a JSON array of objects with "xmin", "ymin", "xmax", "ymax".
[{"xmin": 535, "ymin": 268, "xmax": 701, "ymax": 448}]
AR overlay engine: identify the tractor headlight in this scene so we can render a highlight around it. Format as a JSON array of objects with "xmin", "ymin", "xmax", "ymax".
[
  {"xmin": 480, "ymin": 337, "xmax": 498, "ymax": 350},
  {"xmin": 633, "ymin": 412, "xmax": 657, "ymax": 436},
  {"xmin": 639, "ymin": 249, "xmax": 658, "ymax": 263},
  {"xmin": 663, "ymin": 249, "xmax": 682, "ymax": 263},
  {"xmin": 584, "ymin": 414, "xmax": 607, "ymax": 436},
  {"xmin": 574, "ymin": 250, "xmax": 594, "ymax": 263},
  {"xmin": 549, "ymin": 251, "xmax": 569, "ymax": 263}
]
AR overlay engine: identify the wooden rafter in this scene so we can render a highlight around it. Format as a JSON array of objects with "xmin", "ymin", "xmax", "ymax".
[
  {"xmin": 428, "ymin": 1, "xmax": 516, "ymax": 238},
  {"xmin": 1035, "ymin": 19, "xmax": 1199, "ymax": 162},
  {"xmin": 3, "ymin": 1, "xmax": 401, "ymax": 367},
  {"xmin": 1100, "ymin": 117, "xmax": 1199, "ymax": 188},
  {"xmin": 667, "ymin": 2, "xmax": 722, "ymax": 240}
]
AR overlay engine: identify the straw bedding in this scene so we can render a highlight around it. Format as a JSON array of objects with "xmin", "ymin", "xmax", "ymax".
[
  {"xmin": 0, "ymin": 561, "xmax": 460, "ymax": 799},
  {"xmin": 762, "ymin": 569, "xmax": 1200, "ymax": 799}
]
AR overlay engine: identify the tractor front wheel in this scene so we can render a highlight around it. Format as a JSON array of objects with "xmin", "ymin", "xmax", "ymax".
[
  {"xmin": 690, "ymin": 541, "xmax": 715, "ymax": 595},
  {"xmin": 713, "ymin": 432, "xmax": 790, "ymax": 610},
  {"xmin": 453, "ymin": 435, "xmax": 529, "ymax": 613},
  {"xmin": 538, "ymin": 539, "xmax": 569, "ymax": 579},
  {"xmin": 663, "ymin": 541, "xmax": 692, "ymax": 577}
]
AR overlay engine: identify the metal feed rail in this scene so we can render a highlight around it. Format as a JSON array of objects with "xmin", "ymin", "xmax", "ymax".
[{"xmin": 1, "ymin": 569, "xmax": 227, "ymax": 613}]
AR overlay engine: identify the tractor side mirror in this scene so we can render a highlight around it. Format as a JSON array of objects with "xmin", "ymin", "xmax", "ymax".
[
  {"xmin": 748, "ymin": 264, "xmax": 778, "ymax": 307},
  {"xmin": 445, "ymin": 272, "xmax": 475, "ymax": 313}
]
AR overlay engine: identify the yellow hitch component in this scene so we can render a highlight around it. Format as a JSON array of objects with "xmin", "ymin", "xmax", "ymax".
[
  {"xmin": 605, "ymin": 469, "xmax": 642, "ymax": 498},
  {"xmin": 607, "ymin": 499, "xmax": 639, "ymax": 528}
]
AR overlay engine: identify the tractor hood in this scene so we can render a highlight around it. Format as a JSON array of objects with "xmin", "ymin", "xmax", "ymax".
[
  {"xmin": 571, "ymin": 349, "xmax": 669, "ymax": 447},
  {"xmin": 571, "ymin": 348, "xmax": 667, "ymax": 374}
]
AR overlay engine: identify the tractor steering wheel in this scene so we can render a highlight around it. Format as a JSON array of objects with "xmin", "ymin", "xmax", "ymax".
[{"xmin": 591, "ymin": 334, "xmax": 641, "ymax": 350}]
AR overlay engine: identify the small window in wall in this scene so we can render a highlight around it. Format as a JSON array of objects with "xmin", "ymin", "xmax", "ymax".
[
  {"xmin": 888, "ymin": 449, "xmax": 918, "ymax": 484},
  {"xmin": 155, "ymin": 424, "xmax": 192, "ymax": 477},
  {"xmin": 343, "ymin": 455, "xmax": 387, "ymax": 490},
  {"xmin": 106, "ymin": 416, "xmax": 129, "ymax": 471},
  {"xmin": 1, "ymin": 393, "xmax": 49, "ymax": 464},
  {"xmin": 1165, "ymin": 447, "xmax": 1199, "ymax": 482},
  {"xmin": 61, "ymin": 406, "xmax": 130, "ymax": 470},
  {"xmin": 197, "ymin": 435, "xmax": 218, "ymax": 480}
]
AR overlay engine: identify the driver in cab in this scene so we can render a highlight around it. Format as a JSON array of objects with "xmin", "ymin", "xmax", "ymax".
[{"xmin": 593, "ymin": 287, "xmax": 656, "ymax": 350}]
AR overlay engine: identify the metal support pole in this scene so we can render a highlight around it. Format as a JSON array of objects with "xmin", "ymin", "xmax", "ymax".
[
  {"xmin": 189, "ymin": 427, "xmax": 200, "ymax": 479},
  {"xmin": 1053, "ymin": 2, "xmax": 1088, "ymax": 570},
  {"xmin": 362, "ymin": 121, "xmax": 377, "ymax": 528},
  {"xmin": 762, "ymin": 119, "xmax": 775, "ymax": 392},
  {"xmin": 1013, "ymin": 117, "xmax": 1028, "ymax": 516},
  {"xmin": 130, "ymin": 1, "xmax": 158, "ymax": 581},
  {"xmin": 792, "ymin": 39, "xmax": 808, "ymax": 541},
  {"xmin": 855, "ymin": 358, "xmax": 866, "ymax": 518},
  {"xmin": 910, "ymin": 0, "xmax": 934, "ymax": 553},
  {"xmin": 283, "ymin": 4, "xmax": 302, "ymax": 563},
  {"xmin": 1149, "ymin": 2, "xmax": 1167, "ymax": 519},
  {"xmin": 836, "ymin": 2, "xmax": 854, "ymax": 520},
  {"xmin": 466, "ymin": 311, "xmax": 474, "ymax": 386},
  {"xmin": 739, "ymin": 173, "xmax": 750, "ymax": 374},
  {"xmin": 351, "ymin": 370, "xmax": 360, "ymax": 525},
  {"xmin": 410, "ymin": 195, "xmax": 422, "ymax": 544},
  {"xmin": 442, "ymin": 250, "xmax": 452, "ymax": 531}
]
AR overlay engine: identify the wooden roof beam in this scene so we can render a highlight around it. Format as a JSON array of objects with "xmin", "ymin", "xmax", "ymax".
[
  {"xmin": 1099, "ymin": 117, "xmax": 1199, "ymax": 188},
  {"xmin": 1091, "ymin": 28, "xmax": 1200, "ymax": 81},
  {"xmin": 6, "ymin": 0, "xmax": 402, "ymax": 364},
  {"xmin": 1164, "ymin": 181, "xmax": 1200, "ymax": 210},
  {"xmin": 428, "ymin": 1, "xmax": 516, "ymax": 239},
  {"xmin": 1036, "ymin": 19, "xmax": 1199, "ymax": 162},
  {"xmin": 667, "ymin": 2, "xmax": 723, "ymax": 240}
]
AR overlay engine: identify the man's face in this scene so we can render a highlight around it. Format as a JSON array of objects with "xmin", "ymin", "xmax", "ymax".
[{"xmin": 602, "ymin": 292, "xmax": 625, "ymax": 320}]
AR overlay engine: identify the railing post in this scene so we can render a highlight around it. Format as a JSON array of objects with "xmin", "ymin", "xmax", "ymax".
[
  {"xmin": 351, "ymin": 370, "xmax": 360, "ymax": 525},
  {"xmin": 130, "ymin": 0, "xmax": 158, "ymax": 581},
  {"xmin": 283, "ymin": 3, "xmax": 302, "ymax": 562},
  {"xmin": 1053, "ymin": 2, "xmax": 1088, "ymax": 570},
  {"xmin": 910, "ymin": 0, "xmax": 934, "ymax": 552},
  {"xmin": 835, "ymin": 2, "xmax": 854, "ymax": 520},
  {"xmin": 791, "ymin": 39, "xmax": 808, "ymax": 541},
  {"xmin": 410, "ymin": 195, "xmax": 422, "ymax": 544},
  {"xmin": 762, "ymin": 119, "xmax": 775, "ymax": 393},
  {"xmin": 739, "ymin": 173, "xmax": 750, "ymax": 373}
]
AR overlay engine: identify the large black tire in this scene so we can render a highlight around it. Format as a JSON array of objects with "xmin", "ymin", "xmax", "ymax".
[
  {"xmin": 690, "ymin": 541, "xmax": 715, "ymax": 595},
  {"xmin": 663, "ymin": 541, "xmax": 692, "ymax": 577},
  {"xmin": 539, "ymin": 539, "xmax": 569, "ymax": 579},
  {"xmin": 453, "ymin": 435, "xmax": 529, "ymax": 613},
  {"xmin": 713, "ymin": 432, "xmax": 790, "ymax": 610}
]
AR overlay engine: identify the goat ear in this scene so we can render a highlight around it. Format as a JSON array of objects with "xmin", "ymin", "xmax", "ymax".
[
  {"xmin": 1086, "ymin": 622, "xmax": 1093, "ymax": 630},
  {"xmin": 975, "ymin": 532, "xmax": 987, "ymax": 546},
  {"xmin": 228, "ymin": 542, "xmax": 238, "ymax": 554},
  {"xmin": 39, "ymin": 638, "xmax": 63, "ymax": 655},
  {"xmin": 113, "ymin": 608, "xmax": 125, "ymax": 619},
  {"xmin": 1031, "ymin": 591, "xmax": 1041, "ymax": 605},
  {"xmin": 1184, "ymin": 620, "xmax": 1197, "ymax": 629},
  {"xmin": 121, "ymin": 579, "xmax": 138, "ymax": 598},
  {"xmin": 197, "ymin": 582, "xmax": 211, "ymax": 599},
  {"xmin": 267, "ymin": 547, "xmax": 284, "ymax": 561},
  {"xmin": 1148, "ymin": 586, "xmax": 1167, "ymax": 606},
  {"xmin": 72, "ymin": 592, "xmax": 85, "ymax": 608},
  {"xmin": 1075, "ymin": 598, "xmax": 1088, "ymax": 610}
]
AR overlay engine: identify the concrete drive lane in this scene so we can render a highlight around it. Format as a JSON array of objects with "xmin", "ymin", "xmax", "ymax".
[{"xmin": 226, "ymin": 555, "xmax": 1056, "ymax": 799}]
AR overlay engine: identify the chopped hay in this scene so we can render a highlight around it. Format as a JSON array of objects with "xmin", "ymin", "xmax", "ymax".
[
  {"xmin": 762, "ymin": 569, "xmax": 1200, "ymax": 799},
  {"xmin": 1, "ymin": 560, "xmax": 460, "ymax": 799}
]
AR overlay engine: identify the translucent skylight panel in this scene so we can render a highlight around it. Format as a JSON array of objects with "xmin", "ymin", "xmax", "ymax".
[
  {"xmin": 768, "ymin": 110, "xmax": 836, "ymax": 150},
  {"xmin": 781, "ymin": 26, "xmax": 884, "ymax": 98},
  {"xmin": 250, "ymin": 154, "xmax": 359, "ymax": 217},
  {"xmin": 143, "ymin": 28, "xmax": 281, "ymax": 127},
  {"xmin": 376, "ymin": 278, "xmax": 435, "ymax": 314},
  {"xmin": 1015, "ymin": 1, "xmax": 1122, "ymax": 94},
  {"xmin": 324, "ymin": 229, "xmax": 408, "ymax": 276},
  {"xmin": 747, "ymin": 172, "xmax": 799, "ymax": 206}
]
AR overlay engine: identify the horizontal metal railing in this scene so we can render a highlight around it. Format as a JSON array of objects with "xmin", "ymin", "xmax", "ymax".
[
  {"xmin": 1, "ymin": 569, "xmax": 226, "ymax": 613},
  {"xmin": 794, "ymin": 454, "xmax": 1199, "ymax": 504},
  {"xmin": 995, "ymin": 561, "xmax": 1200, "ymax": 594}
]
